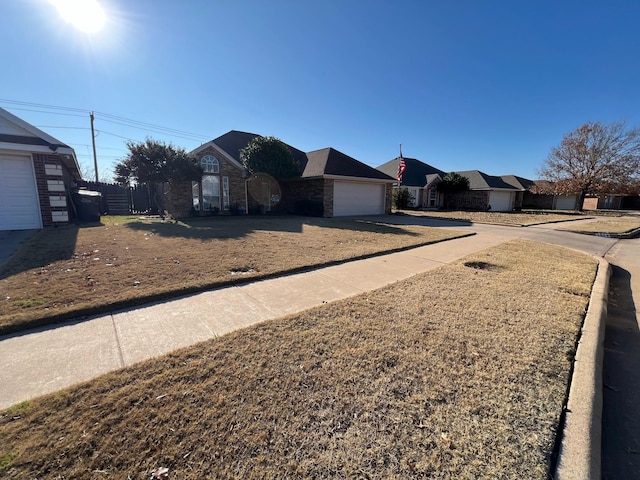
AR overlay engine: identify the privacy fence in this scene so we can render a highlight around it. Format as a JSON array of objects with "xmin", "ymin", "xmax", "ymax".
[{"xmin": 78, "ymin": 181, "xmax": 157, "ymax": 215}]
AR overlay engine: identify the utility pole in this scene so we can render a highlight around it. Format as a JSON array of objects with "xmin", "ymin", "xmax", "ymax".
[{"xmin": 90, "ymin": 112, "xmax": 99, "ymax": 183}]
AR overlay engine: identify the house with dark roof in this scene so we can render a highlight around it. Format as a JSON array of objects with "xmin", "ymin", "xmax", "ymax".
[
  {"xmin": 504, "ymin": 177, "xmax": 579, "ymax": 211},
  {"xmin": 376, "ymin": 157, "xmax": 446, "ymax": 209},
  {"xmin": 448, "ymin": 170, "xmax": 522, "ymax": 211},
  {"xmin": 0, "ymin": 107, "xmax": 81, "ymax": 230},
  {"xmin": 187, "ymin": 130, "xmax": 395, "ymax": 217}
]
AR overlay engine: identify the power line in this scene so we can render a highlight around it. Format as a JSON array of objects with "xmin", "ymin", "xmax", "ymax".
[
  {"xmin": 0, "ymin": 98, "xmax": 212, "ymax": 141},
  {"xmin": 36, "ymin": 125, "xmax": 91, "ymax": 130},
  {"xmin": 3, "ymin": 106, "xmax": 87, "ymax": 118}
]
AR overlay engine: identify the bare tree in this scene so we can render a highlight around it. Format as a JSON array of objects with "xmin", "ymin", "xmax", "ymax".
[{"xmin": 538, "ymin": 121, "xmax": 640, "ymax": 209}]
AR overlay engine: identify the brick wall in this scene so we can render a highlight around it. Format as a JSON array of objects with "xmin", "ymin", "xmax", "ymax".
[
  {"xmin": 523, "ymin": 192, "xmax": 554, "ymax": 209},
  {"xmin": 32, "ymin": 153, "xmax": 75, "ymax": 226},
  {"xmin": 384, "ymin": 184, "xmax": 393, "ymax": 214},
  {"xmin": 582, "ymin": 197, "xmax": 598, "ymax": 210},
  {"xmin": 280, "ymin": 178, "xmax": 327, "ymax": 216},
  {"xmin": 193, "ymin": 146, "xmax": 247, "ymax": 214},
  {"xmin": 446, "ymin": 190, "xmax": 490, "ymax": 210},
  {"xmin": 165, "ymin": 182, "xmax": 193, "ymax": 218}
]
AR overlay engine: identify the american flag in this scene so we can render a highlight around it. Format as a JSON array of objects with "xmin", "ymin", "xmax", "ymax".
[{"xmin": 397, "ymin": 156, "xmax": 406, "ymax": 183}]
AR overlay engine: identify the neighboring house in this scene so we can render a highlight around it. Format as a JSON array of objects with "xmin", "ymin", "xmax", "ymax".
[
  {"xmin": 449, "ymin": 170, "xmax": 522, "ymax": 211},
  {"xmin": 188, "ymin": 130, "xmax": 395, "ymax": 218},
  {"xmin": 376, "ymin": 157, "xmax": 446, "ymax": 209},
  {"xmin": 0, "ymin": 107, "xmax": 81, "ymax": 231},
  {"xmin": 290, "ymin": 147, "xmax": 395, "ymax": 217},
  {"xmin": 519, "ymin": 179, "xmax": 579, "ymax": 210},
  {"xmin": 583, "ymin": 194, "xmax": 629, "ymax": 210}
]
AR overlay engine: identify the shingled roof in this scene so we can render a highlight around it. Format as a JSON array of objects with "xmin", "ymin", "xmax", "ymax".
[
  {"xmin": 304, "ymin": 148, "xmax": 395, "ymax": 180},
  {"xmin": 500, "ymin": 175, "xmax": 534, "ymax": 190},
  {"xmin": 209, "ymin": 130, "xmax": 309, "ymax": 171},
  {"xmin": 376, "ymin": 157, "xmax": 446, "ymax": 187},
  {"xmin": 455, "ymin": 170, "xmax": 522, "ymax": 191}
]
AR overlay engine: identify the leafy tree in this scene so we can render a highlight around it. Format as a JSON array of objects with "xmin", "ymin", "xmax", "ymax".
[
  {"xmin": 114, "ymin": 138, "xmax": 201, "ymax": 185},
  {"xmin": 437, "ymin": 172, "xmax": 470, "ymax": 210},
  {"xmin": 240, "ymin": 136, "xmax": 300, "ymax": 179},
  {"xmin": 538, "ymin": 121, "xmax": 640, "ymax": 209},
  {"xmin": 437, "ymin": 172, "xmax": 470, "ymax": 193},
  {"xmin": 393, "ymin": 188, "xmax": 414, "ymax": 209}
]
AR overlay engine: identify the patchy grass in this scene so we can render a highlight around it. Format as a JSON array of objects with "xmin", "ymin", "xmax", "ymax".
[
  {"xmin": 398, "ymin": 210, "xmax": 587, "ymax": 226},
  {"xmin": 558, "ymin": 217, "xmax": 640, "ymax": 235},
  {"xmin": 0, "ymin": 240, "xmax": 598, "ymax": 479},
  {"xmin": 0, "ymin": 216, "xmax": 465, "ymax": 334}
]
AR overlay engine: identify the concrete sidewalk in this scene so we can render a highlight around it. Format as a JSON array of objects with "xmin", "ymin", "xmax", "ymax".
[{"xmin": 0, "ymin": 230, "xmax": 515, "ymax": 410}]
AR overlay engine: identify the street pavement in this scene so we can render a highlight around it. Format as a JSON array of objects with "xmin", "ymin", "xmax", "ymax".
[{"xmin": 601, "ymin": 238, "xmax": 640, "ymax": 479}]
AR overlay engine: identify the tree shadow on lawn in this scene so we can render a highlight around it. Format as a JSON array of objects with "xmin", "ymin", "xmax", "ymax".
[
  {"xmin": 0, "ymin": 225, "xmax": 79, "ymax": 280},
  {"xmin": 124, "ymin": 215, "xmax": 423, "ymax": 239}
]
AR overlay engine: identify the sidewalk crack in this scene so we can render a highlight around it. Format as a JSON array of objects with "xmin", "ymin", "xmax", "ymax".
[{"xmin": 110, "ymin": 314, "xmax": 126, "ymax": 367}]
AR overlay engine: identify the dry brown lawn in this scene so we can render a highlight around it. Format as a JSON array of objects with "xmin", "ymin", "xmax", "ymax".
[
  {"xmin": 400, "ymin": 210, "xmax": 586, "ymax": 226},
  {"xmin": 0, "ymin": 216, "xmax": 465, "ymax": 334},
  {"xmin": 0, "ymin": 239, "xmax": 598, "ymax": 479},
  {"xmin": 558, "ymin": 216, "xmax": 640, "ymax": 235}
]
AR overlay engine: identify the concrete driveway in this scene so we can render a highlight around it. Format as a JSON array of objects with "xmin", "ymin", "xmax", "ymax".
[{"xmin": 0, "ymin": 229, "xmax": 37, "ymax": 267}]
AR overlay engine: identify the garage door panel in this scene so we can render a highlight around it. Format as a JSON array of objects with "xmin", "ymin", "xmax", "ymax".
[
  {"xmin": 488, "ymin": 191, "xmax": 513, "ymax": 212},
  {"xmin": 0, "ymin": 155, "xmax": 41, "ymax": 230},
  {"xmin": 555, "ymin": 195, "xmax": 577, "ymax": 210},
  {"xmin": 333, "ymin": 182, "xmax": 385, "ymax": 216}
]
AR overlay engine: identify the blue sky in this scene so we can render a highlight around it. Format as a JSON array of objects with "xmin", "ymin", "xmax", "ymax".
[{"xmin": 2, "ymin": 0, "xmax": 639, "ymax": 181}]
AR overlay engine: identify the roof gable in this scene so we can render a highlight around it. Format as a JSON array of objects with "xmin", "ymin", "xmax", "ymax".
[
  {"xmin": 191, "ymin": 130, "xmax": 309, "ymax": 173},
  {"xmin": 0, "ymin": 107, "xmax": 81, "ymax": 179},
  {"xmin": 305, "ymin": 148, "xmax": 395, "ymax": 181},
  {"xmin": 376, "ymin": 157, "xmax": 446, "ymax": 187}
]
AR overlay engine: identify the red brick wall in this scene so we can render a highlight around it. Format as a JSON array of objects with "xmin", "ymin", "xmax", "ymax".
[{"xmin": 32, "ymin": 154, "xmax": 75, "ymax": 227}]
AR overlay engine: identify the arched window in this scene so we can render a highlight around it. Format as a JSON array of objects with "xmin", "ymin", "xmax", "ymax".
[{"xmin": 201, "ymin": 155, "xmax": 219, "ymax": 174}]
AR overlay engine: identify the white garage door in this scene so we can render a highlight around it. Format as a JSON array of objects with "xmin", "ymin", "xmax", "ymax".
[
  {"xmin": 555, "ymin": 195, "xmax": 577, "ymax": 210},
  {"xmin": 488, "ymin": 191, "xmax": 513, "ymax": 212},
  {"xmin": 0, "ymin": 155, "xmax": 42, "ymax": 230},
  {"xmin": 333, "ymin": 181, "xmax": 385, "ymax": 216}
]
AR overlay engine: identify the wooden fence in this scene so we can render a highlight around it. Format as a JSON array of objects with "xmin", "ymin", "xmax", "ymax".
[{"xmin": 79, "ymin": 181, "xmax": 155, "ymax": 215}]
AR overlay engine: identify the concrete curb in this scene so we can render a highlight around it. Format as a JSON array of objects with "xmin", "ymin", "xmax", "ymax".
[{"xmin": 555, "ymin": 258, "xmax": 610, "ymax": 480}]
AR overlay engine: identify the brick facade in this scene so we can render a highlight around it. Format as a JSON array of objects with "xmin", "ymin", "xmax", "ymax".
[
  {"xmin": 279, "ymin": 178, "xmax": 330, "ymax": 216},
  {"xmin": 446, "ymin": 190, "xmax": 491, "ymax": 210},
  {"xmin": 32, "ymin": 153, "xmax": 77, "ymax": 227},
  {"xmin": 523, "ymin": 191, "xmax": 554, "ymax": 209},
  {"xmin": 191, "ymin": 146, "xmax": 247, "ymax": 216}
]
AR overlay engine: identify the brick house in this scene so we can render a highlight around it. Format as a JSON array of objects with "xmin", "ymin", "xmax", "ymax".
[
  {"xmin": 376, "ymin": 157, "xmax": 446, "ymax": 209},
  {"xmin": 188, "ymin": 131, "xmax": 395, "ymax": 217},
  {"xmin": 448, "ymin": 171, "xmax": 522, "ymax": 211},
  {"xmin": 0, "ymin": 107, "xmax": 81, "ymax": 230}
]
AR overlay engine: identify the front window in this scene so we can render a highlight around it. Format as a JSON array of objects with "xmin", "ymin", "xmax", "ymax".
[
  {"xmin": 222, "ymin": 176, "xmax": 230, "ymax": 210},
  {"xmin": 201, "ymin": 155, "xmax": 220, "ymax": 174},
  {"xmin": 202, "ymin": 175, "xmax": 220, "ymax": 211}
]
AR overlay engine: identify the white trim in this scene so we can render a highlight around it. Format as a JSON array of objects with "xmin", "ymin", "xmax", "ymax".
[
  {"xmin": 0, "ymin": 142, "xmax": 75, "ymax": 157},
  {"xmin": 51, "ymin": 211, "xmax": 69, "ymax": 222},
  {"xmin": 47, "ymin": 179, "xmax": 65, "ymax": 192},
  {"xmin": 49, "ymin": 195, "xmax": 67, "ymax": 207},
  {"xmin": 310, "ymin": 174, "xmax": 396, "ymax": 184}
]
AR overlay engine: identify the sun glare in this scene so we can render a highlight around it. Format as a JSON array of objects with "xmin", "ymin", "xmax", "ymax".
[{"xmin": 50, "ymin": 0, "xmax": 106, "ymax": 33}]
